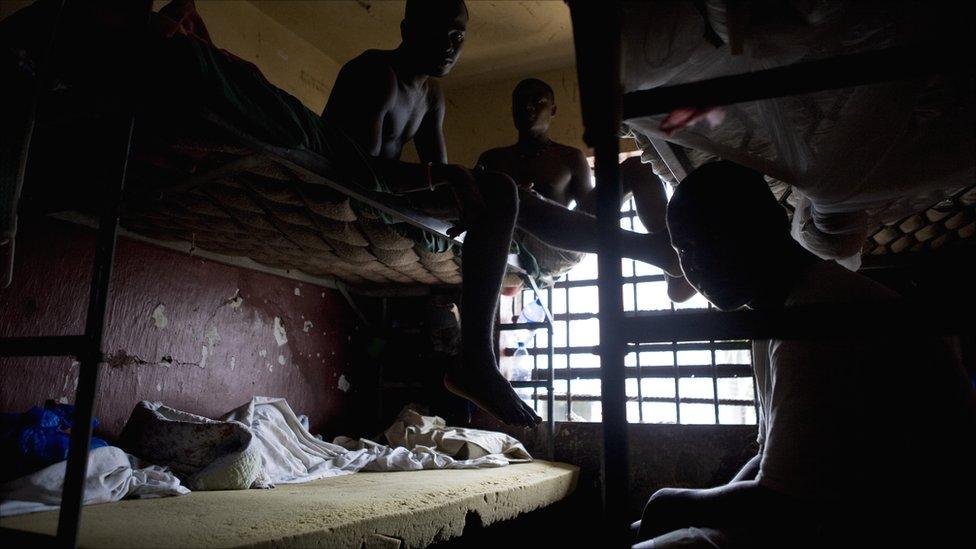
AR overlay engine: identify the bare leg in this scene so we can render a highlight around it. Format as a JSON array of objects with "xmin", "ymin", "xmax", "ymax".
[
  {"xmin": 636, "ymin": 481, "xmax": 800, "ymax": 545},
  {"xmin": 622, "ymin": 157, "xmax": 696, "ymax": 302},
  {"xmin": 517, "ymin": 188, "xmax": 681, "ymax": 276},
  {"xmin": 444, "ymin": 172, "xmax": 540, "ymax": 426}
]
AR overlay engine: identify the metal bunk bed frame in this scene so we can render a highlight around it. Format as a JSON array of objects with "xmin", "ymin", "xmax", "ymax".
[
  {"xmin": 0, "ymin": 1, "xmax": 556, "ymax": 546},
  {"xmin": 565, "ymin": 0, "xmax": 974, "ymax": 544}
]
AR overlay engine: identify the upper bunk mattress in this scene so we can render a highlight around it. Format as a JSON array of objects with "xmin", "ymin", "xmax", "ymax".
[
  {"xmin": 1, "ymin": 0, "xmax": 480, "ymax": 289},
  {"xmin": 0, "ymin": 461, "xmax": 579, "ymax": 548},
  {"xmin": 619, "ymin": 0, "xmax": 975, "ymax": 263}
]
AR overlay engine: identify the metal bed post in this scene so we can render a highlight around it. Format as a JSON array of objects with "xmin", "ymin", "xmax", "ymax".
[
  {"xmin": 567, "ymin": 0, "xmax": 629, "ymax": 541},
  {"xmin": 0, "ymin": 1, "xmax": 152, "ymax": 546},
  {"xmin": 56, "ymin": 113, "xmax": 136, "ymax": 547},
  {"xmin": 57, "ymin": 0, "xmax": 152, "ymax": 539},
  {"xmin": 546, "ymin": 283, "xmax": 555, "ymax": 459}
]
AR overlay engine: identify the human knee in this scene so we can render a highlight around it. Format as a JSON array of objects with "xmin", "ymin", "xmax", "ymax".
[
  {"xmin": 643, "ymin": 488, "xmax": 684, "ymax": 517},
  {"xmin": 477, "ymin": 171, "xmax": 519, "ymax": 216}
]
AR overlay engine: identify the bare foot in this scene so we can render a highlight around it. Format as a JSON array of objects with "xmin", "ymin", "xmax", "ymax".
[
  {"xmin": 638, "ymin": 233, "xmax": 683, "ymax": 277},
  {"xmin": 444, "ymin": 361, "xmax": 541, "ymax": 427},
  {"xmin": 667, "ymin": 274, "xmax": 697, "ymax": 303}
]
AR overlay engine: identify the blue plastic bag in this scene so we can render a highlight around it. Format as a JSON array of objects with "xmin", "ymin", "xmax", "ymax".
[{"xmin": 0, "ymin": 401, "xmax": 108, "ymax": 482}]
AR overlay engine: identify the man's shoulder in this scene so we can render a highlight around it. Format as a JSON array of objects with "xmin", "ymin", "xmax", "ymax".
[
  {"xmin": 341, "ymin": 50, "xmax": 397, "ymax": 81},
  {"xmin": 787, "ymin": 260, "xmax": 898, "ymax": 307},
  {"xmin": 549, "ymin": 142, "xmax": 589, "ymax": 168},
  {"xmin": 479, "ymin": 146, "xmax": 516, "ymax": 165},
  {"xmin": 552, "ymin": 141, "xmax": 586, "ymax": 161}
]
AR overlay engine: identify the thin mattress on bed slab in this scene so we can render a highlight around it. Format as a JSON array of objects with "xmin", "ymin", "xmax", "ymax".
[{"xmin": 0, "ymin": 461, "xmax": 579, "ymax": 548}]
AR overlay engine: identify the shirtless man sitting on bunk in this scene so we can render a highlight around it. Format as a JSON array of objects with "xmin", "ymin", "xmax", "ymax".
[
  {"xmin": 322, "ymin": 0, "xmax": 682, "ymax": 426},
  {"xmin": 479, "ymin": 78, "xmax": 695, "ymax": 301}
]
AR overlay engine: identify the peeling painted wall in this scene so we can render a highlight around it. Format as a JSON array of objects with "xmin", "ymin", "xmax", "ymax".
[{"xmin": 0, "ymin": 218, "xmax": 359, "ymax": 438}]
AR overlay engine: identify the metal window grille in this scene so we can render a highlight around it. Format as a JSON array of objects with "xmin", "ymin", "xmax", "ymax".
[{"xmin": 501, "ymin": 197, "xmax": 758, "ymax": 424}]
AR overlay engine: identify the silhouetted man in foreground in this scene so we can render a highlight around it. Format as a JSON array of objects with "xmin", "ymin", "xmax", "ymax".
[{"xmin": 633, "ymin": 161, "xmax": 976, "ymax": 548}]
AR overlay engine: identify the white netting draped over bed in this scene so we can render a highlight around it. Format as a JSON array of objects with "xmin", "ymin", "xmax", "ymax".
[{"xmin": 620, "ymin": 0, "xmax": 975, "ymax": 266}]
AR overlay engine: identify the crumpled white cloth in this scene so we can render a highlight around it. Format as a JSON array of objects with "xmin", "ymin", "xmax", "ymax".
[
  {"xmin": 222, "ymin": 397, "xmax": 527, "ymax": 486},
  {"xmin": 380, "ymin": 407, "xmax": 531, "ymax": 462},
  {"xmin": 0, "ymin": 446, "xmax": 188, "ymax": 517}
]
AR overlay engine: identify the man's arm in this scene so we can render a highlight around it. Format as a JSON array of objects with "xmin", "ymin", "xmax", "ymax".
[
  {"xmin": 413, "ymin": 82, "xmax": 448, "ymax": 164},
  {"xmin": 567, "ymin": 148, "xmax": 596, "ymax": 213},
  {"xmin": 730, "ymin": 453, "xmax": 762, "ymax": 483}
]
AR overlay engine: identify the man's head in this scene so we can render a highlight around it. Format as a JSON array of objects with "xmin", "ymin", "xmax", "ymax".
[
  {"xmin": 667, "ymin": 161, "xmax": 793, "ymax": 310},
  {"xmin": 512, "ymin": 78, "xmax": 556, "ymax": 134},
  {"xmin": 401, "ymin": 0, "xmax": 468, "ymax": 77}
]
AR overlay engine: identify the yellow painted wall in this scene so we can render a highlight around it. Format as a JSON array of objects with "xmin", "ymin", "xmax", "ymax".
[
  {"xmin": 175, "ymin": 1, "xmax": 340, "ymax": 114},
  {"xmin": 433, "ymin": 66, "xmax": 635, "ymax": 168},
  {"xmin": 434, "ymin": 66, "xmax": 587, "ymax": 167}
]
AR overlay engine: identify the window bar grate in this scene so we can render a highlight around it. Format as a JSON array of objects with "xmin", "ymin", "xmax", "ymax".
[
  {"xmin": 671, "ymin": 300, "xmax": 681, "ymax": 424},
  {"xmin": 711, "ymin": 342, "xmax": 720, "ymax": 424}
]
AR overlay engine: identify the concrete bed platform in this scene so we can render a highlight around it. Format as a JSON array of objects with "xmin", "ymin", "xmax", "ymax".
[{"xmin": 1, "ymin": 461, "xmax": 578, "ymax": 548}]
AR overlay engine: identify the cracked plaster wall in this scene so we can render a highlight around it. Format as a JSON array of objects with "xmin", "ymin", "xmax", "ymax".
[{"xmin": 0, "ymin": 218, "xmax": 359, "ymax": 438}]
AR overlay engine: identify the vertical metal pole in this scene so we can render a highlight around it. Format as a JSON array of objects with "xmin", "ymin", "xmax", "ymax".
[
  {"xmin": 632, "ymin": 271, "xmax": 642, "ymax": 423},
  {"xmin": 56, "ymin": 2, "xmax": 151, "ymax": 545},
  {"xmin": 547, "ymin": 287, "xmax": 555, "ymax": 460},
  {"xmin": 672, "ymin": 340, "xmax": 681, "ymax": 424},
  {"xmin": 56, "ymin": 112, "xmax": 135, "ymax": 549},
  {"xmin": 711, "ymin": 343, "xmax": 720, "ymax": 423},
  {"xmin": 568, "ymin": 0, "xmax": 628, "ymax": 542}
]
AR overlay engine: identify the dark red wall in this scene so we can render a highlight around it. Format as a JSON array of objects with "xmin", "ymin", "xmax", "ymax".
[{"xmin": 0, "ymin": 218, "xmax": 358, "ymax": 438}]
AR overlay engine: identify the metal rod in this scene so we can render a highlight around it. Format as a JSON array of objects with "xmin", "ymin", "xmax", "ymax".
[
  {"xmin": 335, "ymin": 282, "xmax": 371, "ymax": 328},
  {"xmin": 57, "ymin": 3, "xmax": 152, "ymax": 545},
  {"xmin": 568, "ymin": 0, "xmax": 629, "ymax": 539},
  {"xmin": 498, "ymin": 321, "xmax": 549, "ymax": 331},
  {"xmin": 622, "ymin": 41, "xmax": 971, "ymax": 120},
  {"xmin": 511, "ymin": 341, "xmax": 751, "ymax": 358},
  {"xmin": 547, "ymin": 394, "xmax": 754, "ymax": 407},
  {"xmin": 56, "ymin": 105, "xmax": 137, "ymax": 549},
  {"xmin": 621, "ymin": 300, "xmax": 976, "ymax": 343},
  {"xmin": 546, "ymin": 285, "xmax": 555, "ymax": 460},
  {"xmin": 710, "ymin": 344, "xmax": 720, "ymax": 424},
  {"xmin": 541, "ymin": 364, "xmax": 753, "ymax": 381}
]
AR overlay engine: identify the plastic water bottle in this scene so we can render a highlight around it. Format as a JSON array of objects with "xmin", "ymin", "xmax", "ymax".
[
  {"xmin": 518, "ymin": 297, "xmax": 546, "ymax": 323},
  {"xmin": 513, "ymin": 297, "xmax": 546, "ymax": 343},
  {"xmin": 512, "ymin": 342, "xmax": 533, "ymax": 398}
]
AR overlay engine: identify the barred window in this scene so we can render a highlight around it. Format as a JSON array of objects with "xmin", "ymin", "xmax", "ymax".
[{"xmin": 499, "ymin": 193, "xmax": 758, "ymax": 425}]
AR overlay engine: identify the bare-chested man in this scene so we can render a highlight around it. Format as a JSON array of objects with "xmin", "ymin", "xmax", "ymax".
[
  {"xmin": 479, "ymin": 78, "xmax": 695, "ymax": 300},
  {"xmin": 322, "ymin": 0, "xmax": 540, "ymax": 426}
]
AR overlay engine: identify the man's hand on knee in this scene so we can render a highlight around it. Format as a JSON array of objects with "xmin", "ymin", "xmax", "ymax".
[{"xmin": 440, "ymin": 165, "xmax": 484, "ymax": 238}]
